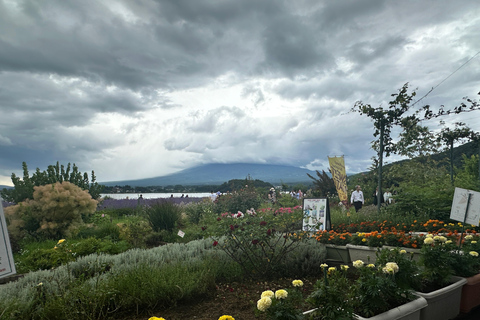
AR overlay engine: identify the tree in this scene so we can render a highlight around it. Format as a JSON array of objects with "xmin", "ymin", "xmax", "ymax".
[
  {"xmin": 0, "ymin": 161, "xmax": 104, "ymax": 203},
  {"xmin": 307, "ymin": 170, "xmax": 336, "ymax": 197},
  {"xmin": 436, "ymin": 121, "xmax": 474, "ymax": 185},
  {"xmin": 352, "ymin": 83, "xmax": 417, "ymax": 212}
]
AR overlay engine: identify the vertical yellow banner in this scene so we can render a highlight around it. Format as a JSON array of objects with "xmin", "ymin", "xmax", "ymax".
[{"xmin": 328, "ymin": 156, "xmax": 348, "ymax": 204}]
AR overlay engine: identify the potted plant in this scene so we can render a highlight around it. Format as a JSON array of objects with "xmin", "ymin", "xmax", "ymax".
[
  {"xmin": 452, "ymin": 234, "xmax": 480, "ymax": 313},
  {"xmin": 414, "ymin": 234, "xmax": 467, "ymax": 320},
  {"xmin": 305, "ymin": 260, "xmax": 427, "ymax": 320}
]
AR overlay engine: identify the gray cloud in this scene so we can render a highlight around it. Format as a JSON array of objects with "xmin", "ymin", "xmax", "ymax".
[{"xmin": 0, "ymin": 0, "xmax": 479, "ymax": 184}]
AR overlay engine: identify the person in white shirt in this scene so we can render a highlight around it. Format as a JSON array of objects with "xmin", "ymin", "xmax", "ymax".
[
  {"xmin": 350, "ymin": 185, "xmax": 364, "ymax": 212},
  {"xmin": 384, "ymin": 190, "xmax": 393, "ymax": 205}
]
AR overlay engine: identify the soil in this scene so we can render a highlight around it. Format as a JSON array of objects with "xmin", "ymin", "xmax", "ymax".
[{"xmin": 122, "ymin": 277, "xmax": 318, "ymax": 320}]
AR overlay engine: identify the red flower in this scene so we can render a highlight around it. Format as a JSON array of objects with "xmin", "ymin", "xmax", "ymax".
[
  {"xmin": 260, "ymin": 221, "xmax": 267, "ymax": 226},
  {"xmin": 230, "ymin": 225, "xmax": 235, "ymax": 231},
  {"xmin": 267, "ymin": 229, "xmax": 272, "ymax": 236},
  {"xmin": 217, "ymin": 217, "xmax": 221, "ymax": 221},
  {"xmin": 201, "ymin": 226, "xmax": 206, "ymax": 231},
  {"xmin": 213, "ymin": 241, "xmax": 218, "ymax": 247},
  {"xmin": 252, "ymin": 239, "xmax": 259, "ymax": 244}
]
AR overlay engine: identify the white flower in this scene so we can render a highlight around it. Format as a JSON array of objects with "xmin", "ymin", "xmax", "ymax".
[
  {"xmin": 385, "ymin": 262, "xmax": 399, "ymax": 273},
  {"xmin": 424, "ymin": 237, "xmax": 434, "ymax": 245},
  {"xmin": 257, "ymin": 297, "xmax": 272, "ymax": 311},
  {"xmin": 353, "ymin": 260, "xmax": 364, "ymax": 268}
]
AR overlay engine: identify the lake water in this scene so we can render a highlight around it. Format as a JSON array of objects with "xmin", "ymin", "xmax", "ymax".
[{"xmin": 100, "ymin": 192, "xmax": 212, "ymax": 199}]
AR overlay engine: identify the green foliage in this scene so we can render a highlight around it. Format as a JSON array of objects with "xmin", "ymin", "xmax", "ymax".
[
  {"xmin": 307, "ymin": 170, "xmax": 336, "ymax": 197},
  {"xmin": 15, "ymin": 238, "xmax": 130, "ymax": 273},
  {"xmin": 214, "ymin": 187, "xmax": 262, "ymax": 214},
  {"xmin": 307, "ymin": 267, "xmax": 355, "ymax": 320},
  {"xmin": 145, "ymin": 201, "xmax": 181, "ymax": 232},
  {"xmin": 184, "ymin": 198, "xmax": 216, "ymax": 224},
  {"xmin": 76, "ymin": 222, "xmax": 121, "ymax": 241},
  {"xmin": 0, "ymin": 161, "xmax": 104, "ymax": 203},
  {"xmin": 0, "ymin": 239, "xmax": 239, "ymax": 320},
  {"xmin": 117, "ymin": 216, "xmax": 153, "ymax": 248},
  {"xmin": 455, "ymin": 154, "xmax": 479, "ymax": 191},
  {"xmin": 207, "ymin": 207, "xmax": 314, "ymax": 279},
  {"xmin": 5, "ymin": 181, "xmax": 98, "ymax": 241}
]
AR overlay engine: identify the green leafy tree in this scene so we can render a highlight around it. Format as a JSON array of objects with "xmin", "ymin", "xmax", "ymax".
[
  {"xmin": 352, "ymin": 83, "xmax": 417, "ymax": 212},
  {"xmin": 307, "ymin": 170, "xmax": 336, "ymax": 197},
  {"xmin": 436, "ymin": 121, "xmax": 474, "ymax": 185},
  {"xmin": 1, "ymin": 161, "xmax": 104, "ymax": 203}
]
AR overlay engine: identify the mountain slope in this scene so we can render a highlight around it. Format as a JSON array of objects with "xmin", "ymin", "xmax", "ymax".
[{"xmin": 101, "ymin": 163, "xmax": 319, "ymax": 187}]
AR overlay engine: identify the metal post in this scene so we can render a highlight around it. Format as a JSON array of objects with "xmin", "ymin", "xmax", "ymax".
[{"xmin": 377, "ymin": 117, "xmax": 384, "ymax": 213}]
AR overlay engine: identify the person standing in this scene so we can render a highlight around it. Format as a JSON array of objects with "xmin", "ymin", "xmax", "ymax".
[{"xmin": 350, "ymin": 185, "xmax": 364, "ymax": 212}]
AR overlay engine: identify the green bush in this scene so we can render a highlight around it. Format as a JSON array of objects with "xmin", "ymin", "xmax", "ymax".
[
  {"xmin": 184, "ymin": 199, "xmax": 216, "ymax": 224},
  {"xmin": 5, "ymin": 182, "xmax": 97, "ymax": 241},
  {"xmin": 76, "ymin": 223, "xmax": 121, "ymax": 241},
  {"xmin": 214, "ymin": 187, "xmax": 262, "ymax": 214},
  {"xmin": 145, "ymin": 201, "xmax": 181, "ymax": 232}
]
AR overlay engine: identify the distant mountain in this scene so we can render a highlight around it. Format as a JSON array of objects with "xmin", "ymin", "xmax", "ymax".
[{"xmin": 101, "ymin": 163, "xmax": 320, "ymax": 187}]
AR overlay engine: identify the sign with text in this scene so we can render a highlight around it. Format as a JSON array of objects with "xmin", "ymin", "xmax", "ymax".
[
  {"xmin": 302, "ymin": 198, "xmax": 331, "ymax": 232},
  {"xmin": 0, "ymin": 198, "xmax": 16, "ymax": 278},
  {"xmin": 450, "ymin": 188, "xmax": 480, "ymax": 226}
]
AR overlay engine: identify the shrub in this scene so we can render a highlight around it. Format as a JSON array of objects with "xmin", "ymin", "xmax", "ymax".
[
  {"xmin": 184, "ymin": 199, "xmax": 216, "ymax": 224},
  {"xmin": 207, "ymin": 207, "xmax": 313, "ymax": 279},
  {"xmin": 214, "ymin": 187, "xmax": 262, "ymax": 214},
  {"xmin": 145, "ymin": 201, "xmax": 181, "ymax": 232},
  {"xmin": 5, "ymin": 182, "xmax": 97, "ymax": 241}
]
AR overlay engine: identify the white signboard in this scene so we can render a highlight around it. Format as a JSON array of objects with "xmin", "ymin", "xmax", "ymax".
[
  {"xmin": 303, "ymin": 198, "xmax": 327, "ymax": 232},
  {"xmin": 0, "ymin": 198, "xmax": 16, "ymax": 278},
  {"xmin": 450, "ymin": 188, "xmax": 480, "ymax": 226}
]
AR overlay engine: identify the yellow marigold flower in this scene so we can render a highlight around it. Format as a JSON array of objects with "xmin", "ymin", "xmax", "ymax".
[
  {"xmin": 292, "ymin": 280, "xmax": 303, "ymax": 287},
  {"xmin": 465, "ymin": 235, "xmax": 474, "ymax": 240},
  {"xmin": 362, "ymin": 238, "xmax": 367, "ymax": 242},
  {"xmin": 472, "ymin": 241, "xmax": 477, "ymax": 244},
  {"xmin": 328, "ymin": 267, "xmax": 336, "ymax": 274},
  {"xmin": 426, "ymin": 234, "xmax": 433, "ymax": 238},
  {"xmin": 445, "ymin": 240, "xmax": 453, "ymax": 244},
  {"xmin": 400, "ymin": 250, "xmax": 407, "ymax": 254},
  {"xmin": 57, "ymin": 239, "xmax": 66, "ymax": 245},
  {"xmin": 341, "ymin": 265, "xmax": 349, "ymax": 271},
  {"xmin": 469, "ymin": 251, "xmax": 479, "ymax": 257},
  {"xmin": 433, "ymin": 235, "xmax": 441, "ymax": 241},
  {"xmin": 218, "ymin": 316, "xmax": 235, "ymax": 320},
  {"xmin": 148, "ymin": 317, "xmax": 166, "ymax": 320},
  {"xmin": 257, "ymin": 297, "xmax": 272, "ymax": 312},
  {"xmin": 261, "ymin": 290, "xmax": 274, "ymax": 299},
  {"xmin": 438, "ymin": 236, "xmax": 447, "ymax": 243},
  {"xmin": 353, "ymin": 260, "xmax": 364, "ymax": 268},
  {"xmin": 366, "ymin": 264, "xmax": 375, "ymax": 268},
  {"xmin": 424, "ymin": 237, "xmax": 434, "ymax": 245},
  {"xmin": 320, "ymin": 263, "xmax": 328, "ymax": 269},
  {"xmin": 275, "ymin": 289, "xmax": 288, "ymax": 299}
]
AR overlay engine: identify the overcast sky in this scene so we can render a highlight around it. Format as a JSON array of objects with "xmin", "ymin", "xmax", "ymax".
[{"xmin": 1, "ymin": 0, "xmax": 479, "ymax": 186}]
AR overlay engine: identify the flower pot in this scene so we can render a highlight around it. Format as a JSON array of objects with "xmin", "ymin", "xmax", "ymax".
[
  {"xmin": 346, "ymin": 244, "xmax": 379, "ymax": 264},
  {"xmin": 354, "ymin": 295, "xmax": 428, "ymax": 320},
  {"xmin": 325, "ymin": 244, "xmax": 351, "ymax": 264},
  {"xmin": 415, "ymin": 276, "xmax": 467, "ymax": 320},
  {"xmin": 382, "ymin": 246, "xmax": 422, "ymax": 262},
  {"xmin": 303, "ymin": 296, "xmax": 427, "ymax": 320},
  {"xmin": 460, "ymin": 273, "xmax": 480, "ymax": 313}
]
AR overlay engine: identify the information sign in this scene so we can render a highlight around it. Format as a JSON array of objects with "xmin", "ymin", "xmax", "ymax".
[{"xmin": 450, "ymin": 187, "xmax": 480, "ymax": 226}]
